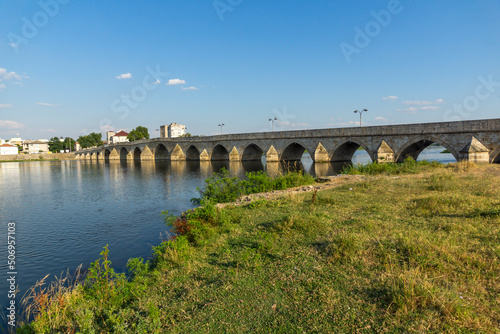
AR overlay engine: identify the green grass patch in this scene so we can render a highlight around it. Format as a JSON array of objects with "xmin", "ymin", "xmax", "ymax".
[
  {"xmin": 342, "ymin": 157, "xmax": 442, "ymax": 175},
  {"xmin": 18, "ymin": 164, "xmax": 500, "ymax": 333}
]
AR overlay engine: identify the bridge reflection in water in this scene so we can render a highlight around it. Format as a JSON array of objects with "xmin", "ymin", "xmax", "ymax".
[{"xmin": 90, "ymin": 150, "xmax": 375, "ymax": 179}]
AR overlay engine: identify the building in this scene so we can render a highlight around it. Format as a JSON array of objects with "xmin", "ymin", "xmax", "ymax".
[
  {"xmin": 75, "ymin": 142, "xmax": 81, "ymax": 151},
  {"xmin": 9, "ymin": 137, "xmax": 23, "ymax": 145},
  {"xmin": 22, "ymin": 140, "xmax": 50, "ymax": 154},
  {"xmin": 160, "ymin": 123, "xmax": 186, "ymax": 138},
  {"xmin": 0, "ymin": 143, "xmax": 18, "ymax": 155},
  {"xmin": 106, "ymin": 130, "xmax": 129, "ymax": 144},
  {"xmin": 106, "ymin": 131, "xmax": 115, "ymax": 143}
]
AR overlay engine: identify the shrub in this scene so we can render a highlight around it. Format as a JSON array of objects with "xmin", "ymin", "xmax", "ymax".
[{"xmin": 194, "ymin": 168, "xmax": 315, "ymax": 204}]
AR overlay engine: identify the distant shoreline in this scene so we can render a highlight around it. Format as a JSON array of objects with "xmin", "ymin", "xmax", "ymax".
[{"xmin": 0, "ymin": 153, "xmax": 76, "ymax": 163}]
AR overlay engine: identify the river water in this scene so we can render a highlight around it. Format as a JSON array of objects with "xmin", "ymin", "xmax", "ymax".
[{"xmin": 0, "ymin": 146, "xmax": 455, "ymax": 326}]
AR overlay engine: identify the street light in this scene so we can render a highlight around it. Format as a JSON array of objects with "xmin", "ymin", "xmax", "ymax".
[
  {"xmin": 268, "ymin": 117, "xmax": 278, "ymax": 132},
  {"xmin": 354, "ymin": 108, "xmax": 368, "ymax": 127},
  {"xmin": 218, "ymin": 123, "xmax": 224, "ymax": 135}
]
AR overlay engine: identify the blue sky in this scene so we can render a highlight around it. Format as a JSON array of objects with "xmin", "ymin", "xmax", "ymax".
[{"xmin": 1, "ymin": 0, "xmax": 499, "ymax": 140}]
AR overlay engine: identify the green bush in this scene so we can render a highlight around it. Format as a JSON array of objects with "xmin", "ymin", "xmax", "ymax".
[{"xmin": 193, "ymin": 168, "xmax": 315, "ymax": 204}]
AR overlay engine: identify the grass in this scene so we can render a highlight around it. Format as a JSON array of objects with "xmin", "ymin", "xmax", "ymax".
[
  {"xmin": 17, "ymin": 162, "xmax": 500, "ymax": 333},
  {"xmin": 342, "ymin": 157, "xmax": 442, "ymax": 175}
]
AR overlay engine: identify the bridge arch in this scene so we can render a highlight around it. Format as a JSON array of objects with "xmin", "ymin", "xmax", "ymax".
[
  {"xmin": 281, "ymin": 141, "xmax": 313, "ymax": 161},
  {"xmin": 331, "ymin": 140, "xmax": 372, "ymax": 162},
  {"xmin": 104, "ymin": 149, "xmax": 111, "ymax": 162},
  {"xmin": 186, "ymin": 145, "xmax": 200, "ymax": 161},
  {"xmin": 491, "ymin": 146, "xmax": 500, "ymax": 163},
  {"xmin": 119, "ymin": 147, "xmax": 129, "ymax": 160},
  {"xmin": 133, "ymin": 147, "xmax": 142, "ymax": 161},
  {"xmin": 155, "ymin": 144, "xmax": 169, "ymax": 160},
  {"xmin": 212, "ymin": 144, "xmax": 229, "ymax": 161},
  {"xmin": 242, "ymin": 143, "xmax": 264, "ymax": 161},
  {"xmin": 396, "ymin": 137, "xmax": 459, "ymax": 162}
]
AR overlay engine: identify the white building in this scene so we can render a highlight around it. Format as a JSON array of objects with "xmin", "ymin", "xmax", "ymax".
[
  {"xmin": 106, "ymin": 130, "xmax": 129, "ymax": 144},
  {"xmin": 160, "ymin": 123, "xmax": 186, "ymax": 138},
  {"xmin": 22, "ymin": 140, "xmax": 50, "ymax": 154},
  {"xmin": 0, "ymin": 143, "xmax": 18, "ymax": 155},
  {"xmin": 9, "ymin": 137, "xmax": 23, "ymax": 145}
]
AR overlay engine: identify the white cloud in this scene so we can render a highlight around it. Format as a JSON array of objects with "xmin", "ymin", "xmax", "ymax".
[
  {"xmin": 0, "ymin": 68, "xmax": 23, "ymax": 82},
  {"xmin": 0, "ymin": 120, "xmax": 25, "ymax": 129},
  {"xmin": 374, "ymin": 116, "xmax": 388, "ymax": 121},
  {"xmin": 116, "ymin": 73, "xmax": 132, "ymax": 80},
  {"xmin": 182, "ymin": 86, "xmax": 198, "ymax": 91},
  {"xmin": 166, "ymin": 79, "xmax": 186, "ymax": 86},
  {"xmin": 40, "ymin": 128, "xmax": 58, "ymax": 133},
  {"xmin": 154, "ymin": 79, "xmax": 161, "ymax": 85},
  {"xmin": 402, "ymin": 99, "xmax": 445, "ymax": 106},
  {"xmin": 277, "ymin": 121, "xmax": 309, "ymax": 128},
  {"xmin": 0, "ymin": 104, "xmax": 13, "ymax": 109},
  {"xmin": 0, "ymin": 84, "xmax": 6, "ymax": 91},
  {"xmin": 396, "ymin": 107, "xmax": 419, "ymax": 114},
  {"xmin": 37, "ymin": 102, "xmax": 59, "ymax": 107},
  {"xmin": 100, "ymin": 125, "xmax": 114, "ymax": 132},
  {"xmin": 397, "ymin": 98, "xmax": 445, "ymax": 114},
  {"xmin": 382, "ymin": 96, "xmax": 398, "ymax": 100}
]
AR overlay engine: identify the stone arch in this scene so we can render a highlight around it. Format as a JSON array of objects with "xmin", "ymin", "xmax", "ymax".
[
  {"xmin": 133, "ymin": 147, "xmax": 142, "ymax": 161},
  {"xmin": 120, "ymin": 147, "xmax": 129, "ymax": 160},
  {"xmin": 281, "ymin": 142, "xmax": 312, "ymax": 161},
  {"xmin": 186, "ymin": 145, "xmax": 200, "ymax": 161},
  {"xmin": 155, "ymin": 144, "xmax": 169, "ymax": 160},
  {"xmin": 212, "ymin": 144, "xmax": 230, "ymax": 161},
  {"xmin": 331, "ymin": 140, "xmax": 372, "ymax": 162},
  {"xmin": 104, "ymin": 149, "xmax": 111, "ymax": 161},
  {"xmin": 396, "ymin": 136, "xmax": 459, "ymax": 162},
  {"xmin": 242, "ymin": 143, "xmax": 264, "ymax": 161},
  {"xmin": 491, "ymin": 146, "xmax": 500, "ymax": 163}
]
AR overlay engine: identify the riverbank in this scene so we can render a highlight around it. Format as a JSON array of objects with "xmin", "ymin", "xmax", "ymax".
[
  {"xmin": 0, "ymin": 152, "xmax": 75, "ymax": 162},
  {"xmin": 19, "ymin": 162, "xmax": 500, "ymax": 332}
]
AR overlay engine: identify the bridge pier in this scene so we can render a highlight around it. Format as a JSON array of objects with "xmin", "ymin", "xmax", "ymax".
[
  {"xmin": 108, "ymin": 148, "xmax": 120, "ymax": 161},
  {"xmin": 140, "ymin": 146, "xmax": 155, "ymax": 161},
  {"xmin": 266, "ymin": 146, "xmax": 279, "ymax": 162},
  {"xmin": 313, "ymin": 143, "xmax": 330, "ymax": 163},
  {"xmin": 459, "ymin": 137, "xmax": 490, "ymax": 163},
  {"xmin": 374, "ymin": 141, "xmax": 395, "ymax": 163},
  {"xmin": 200, "ymin": 149, "xmax": 210, "ymax": 161}
]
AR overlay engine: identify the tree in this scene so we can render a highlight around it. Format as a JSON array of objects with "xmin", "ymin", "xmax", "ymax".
[
  {"xmin": 180, "ymin": 133, "xmax": 192, "ymax": 137},
  {"xmin": 63, "ymin": 137, "xmax": 76, "ymax": 151},
  {"xmin": 48, "ymin": 137, "xmax": 64, "ymax": 153},
  {"xmin": 77, "ymin": 132, "xmax": 103, "ymax": 149},
  {"xmin": 127, "ymin": 126, "xmax": 149, "ymax": 142},
  {"xmin": 16, "ymin": 144, "xmax": 22, "ymax": 152}
]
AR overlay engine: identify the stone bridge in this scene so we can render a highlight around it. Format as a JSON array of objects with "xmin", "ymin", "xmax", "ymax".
[{"xmin": 75, "ymin": 118, "xmax": 500, "ymax": 164}]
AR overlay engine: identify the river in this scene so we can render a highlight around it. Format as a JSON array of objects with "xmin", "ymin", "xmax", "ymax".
[{"xmin": 0, "ymin": 145, "xmax": 455, "ymax": 327}]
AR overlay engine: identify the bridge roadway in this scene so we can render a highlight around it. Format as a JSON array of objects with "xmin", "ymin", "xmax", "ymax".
[{"xmin": 76, "ymin": 118, "xmax": 500, "ymax": 164}]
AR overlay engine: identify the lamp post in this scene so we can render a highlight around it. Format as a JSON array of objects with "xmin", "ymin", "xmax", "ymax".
[
  {"xmin": 268, "ymin": 117, "xmax": 277, "ymax": 132},
  {"xmin": 354, "ymin": 108, "xmax": 368, "ymax": 127},
  {"xmin": 218, "ymin": 123, "xmax": 224, "ymax": 135}
]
